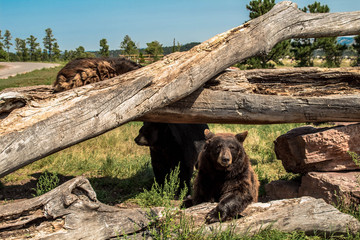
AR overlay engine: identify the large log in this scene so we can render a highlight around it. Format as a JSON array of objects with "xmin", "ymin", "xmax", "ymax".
[
  {"xmin": 140, "ymin": 67, "xmax": 360, "ymax": 123},
  {"xmin": 1, "ymin": 176, "xmax": 359, "ymax": 239},
  {"xmin": 1, "ymin": 2, "xmax": 360, "ymax": 178},
  {"xmin": 2, "ymin": 67, "xmax": 360, "ymax": 124}
]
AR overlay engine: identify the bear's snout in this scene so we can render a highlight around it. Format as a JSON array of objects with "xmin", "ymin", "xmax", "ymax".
[
  {"xmin": 218, "ymin": 148, "xmax": 232, "ymax": 167},
  {"xmin": 134, "ymin": 135, "xmax": 148, "ymax": 146}
]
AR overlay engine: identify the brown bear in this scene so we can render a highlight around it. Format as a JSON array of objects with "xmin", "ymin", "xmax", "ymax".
[
  {"xmin": 192, "ymin": 129, "xmax": 259, "ymax": 223},
  {"xmin": 135, "ymin": 122, "xmax": 209, "ymax": 194},
  {"xmin": 53, "ymin": 57, "xmax": 141, "ymax": 92}
]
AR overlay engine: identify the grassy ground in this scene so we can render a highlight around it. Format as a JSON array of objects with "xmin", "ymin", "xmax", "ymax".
[
  {"xmin": 0, "ymin": 65, "xmax": 63, "ymax": 91},
  {"xmin": 0, "ymin": 62, "xmax": 358, "ymax": 239}
]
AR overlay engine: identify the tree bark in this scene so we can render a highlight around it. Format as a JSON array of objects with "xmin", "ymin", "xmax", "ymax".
[
  {"xmin": 3, "ymin": 67, "xmax": 360, "ymax": 124},
  {"xmin": 0, "ymin": 176, "xmax": 163, "ymax": 240},
  {"xmin": 1, "ymin": 1, "xmax": 360, "ymax": 177},
  {"xmin": 140, "ymin": 67, "xmax": 360, "ymax": 124}
]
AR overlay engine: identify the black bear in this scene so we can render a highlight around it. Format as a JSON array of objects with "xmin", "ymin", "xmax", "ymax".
[
  {"xmin": 192, "ymin": 129, "xmax": 259, "ymax": 223},
  {"xmin": 53, "ymin": 57, "xmax": 141, "ymax": 92},
  {"xmin": 135, "ymin": 122, "xmax": 209, "ymax": 193}
]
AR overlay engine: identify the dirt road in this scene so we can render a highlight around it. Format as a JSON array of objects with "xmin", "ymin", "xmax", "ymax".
[{"xmin": 0, "ymin": 62, "xmax": 61, "ymax": 79}]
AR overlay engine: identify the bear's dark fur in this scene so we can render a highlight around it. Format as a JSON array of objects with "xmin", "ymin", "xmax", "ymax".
[
  {"xmin": 53, "ymin": 57, "xmax": 141, "ymax": 92},
  {"xmin": 192, "ymin": 129, "xmax": 259, "ymax": 223},
  {"xmin": 135, "ymin": 122, "xmax": 209, "ymax": 193}
]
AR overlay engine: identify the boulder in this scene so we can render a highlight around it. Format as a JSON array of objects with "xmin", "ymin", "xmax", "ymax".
[
  {"xmin": 265, "ymin": 179, "xmax": 300, "ymax": 200},
  {"xmin": 184, "ymin": 197, "xmax": 360, "ymax": 237},
  {"xmin": 274, "ymin": 123, "xmax": 360, "ymax": 173},
  {"xmin": 299, "ymin": 171, "xmax": 360, "ymax": 209}
]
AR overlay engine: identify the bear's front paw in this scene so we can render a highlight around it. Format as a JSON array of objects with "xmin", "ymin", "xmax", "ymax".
[
  {"xmin": 182, "ymin": 195, "xmax": 193, "ymax": 208},
  {"xmin": 205, "ymin": 208, "xmax": 222, "ymax": 224}
]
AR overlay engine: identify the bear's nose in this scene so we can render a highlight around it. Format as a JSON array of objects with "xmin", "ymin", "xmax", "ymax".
[{"xmin": 222, "ymin": 156, "xmax": 230, "ymax": 164}]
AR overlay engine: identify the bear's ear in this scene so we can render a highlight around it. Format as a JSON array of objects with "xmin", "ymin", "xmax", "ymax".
[
  {"xmin": 235, "ymin": 131, "xmax": 248, "ymax": 143},
  {"xmin": 204, "ymin": 129, "xmax": 215, "ymax": 140}
]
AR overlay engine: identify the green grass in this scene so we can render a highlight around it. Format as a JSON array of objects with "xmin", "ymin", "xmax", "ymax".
[
  {"xmin": 0, "ymin": 65, "xmax": 63, "ymax": 91},
  {"xmin": 1, "ymin": 63, "xmax": 358, "ymax": 239}
]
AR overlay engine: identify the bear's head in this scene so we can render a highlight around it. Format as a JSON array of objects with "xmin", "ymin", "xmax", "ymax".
[
  {"xmin": 134, "ymin": 122, "xmax": 163, "ymax": 146},
  {"xmin": 203, "ymin": 129, "xmax": 248, "ymax": 171}
]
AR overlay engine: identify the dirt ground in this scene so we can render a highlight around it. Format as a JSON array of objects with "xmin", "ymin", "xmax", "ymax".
[{"xmin": 0, "ymin": 62, "xmax": 60, "ymax": 79}]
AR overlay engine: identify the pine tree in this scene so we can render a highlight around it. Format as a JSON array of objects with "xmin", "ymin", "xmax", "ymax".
[
  {"xmin": 3, "ymin": 30, "xmax": 12, "ymax": 61},
  {"xmin": 15, "ymin": 38, "xmax": 29, "ymax": 61},
  {"xmin": 26, "ymin": 35, "xmax": 40, "ymax": 61},
  {"xmin": 0, "ymin": 30, "xmax": 4, "ymax": 50},
  {"xmin": 246, "ymin": 0, "xmax": 275, "ymax": 18},
  {"xmin": 52, "ymin": 42, "xmax": 61, "ymax": 61},
  {"xmin": 99, "ymin": 38, "xmax": 109, "ymax": 57},
  {"xmin": 75, "ymin": 46, "xmax": 86, "ymax": 58},
  {"xmin": 43, "ymin": 28, "xmax": 56, "ymax": 61},
  {"xmin": 120, "ymin": 35, "xmax": 138, "ymax": 56},
  {"xmin": 291, "ymin": 38, "xmax": 314, "ymax": 67},
  {"xmin": 145, "ymin": 41, "xmax": 163, "ymax": 61},
  {"xmin": 241, "ymin": 0, "xmax": 290, "ymax": 69},
  {"xmin": 172, "ymin": 38, "xmax": 181, "ymax": 53},
  {"xmin": 0, "ymin": 30, "xmax": 7, "ymax": 61},
  {"xmin": 353, "ymin": 35, "xmax": 360, "ymax": 66},
  {"xmin": 291, "ymin": 2, "xmax": 345, "ymax": 68}
]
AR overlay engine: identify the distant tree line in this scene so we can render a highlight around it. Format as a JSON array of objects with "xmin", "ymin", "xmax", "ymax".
[
  {"xmin": 0, "ymin": 28, "xmax": 95, "ymax": 62},
  {"xmin": 1, "ymin": 0, "xmax": 359, "ymax": 67}
]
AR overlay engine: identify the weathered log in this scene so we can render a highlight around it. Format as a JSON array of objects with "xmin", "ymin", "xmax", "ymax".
[
  {"xmin": 0, "ymin": 176, "xmax": 163, "ymax": 239},
  {"xmin": 2, "ymin": 67, "xmax": 360, "ymax": 123},
  {"xmin": 140, "ymin": 67, "xmax": 360, "ymax": 123},
  {"xmin": 1, "ymin": 177, "xmax": 359, "ymax": 239},
  {"xmin": 1, "ymin": 2, "xmax": 360, "ymax": 178}
]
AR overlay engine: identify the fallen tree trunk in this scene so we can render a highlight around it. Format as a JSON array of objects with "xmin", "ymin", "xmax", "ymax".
[
  {"xmin": 1, "ymin": 176, "xmax": 359, "ymax": 239},
  {"xmin": 1, "ymin": 1, "xmax": 360, "ymax": 178},
  {"xmin": 140, "ymin": 67, "xmax": 360, "ymax": 123},
  {"xmin": 3, "ymin": 67, "xmax": 360, "ymax": 124},
  {"xmin": 0, "ymin": 176, "xmax": 164, "ymax": 239}
]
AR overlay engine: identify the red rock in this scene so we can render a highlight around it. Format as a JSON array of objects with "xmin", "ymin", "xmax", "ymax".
[
  {"xmin": 298, "ymin": 171, "xmax": 360, "ymax": 209},
  {"xmin": 274, "ymin": 123, "xmax": 360, "ymax": 173}
]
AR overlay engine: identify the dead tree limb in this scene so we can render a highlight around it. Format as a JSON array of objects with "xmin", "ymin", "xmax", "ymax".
[
  {"xmin": 3, "ymin": 67, "xmax": 360, "ymax": 125},
  {"xmin": 140, "ymin": 67, "xmax": 360, "ymax": 124},
  {"xmin": 1, "ymin": 1, "xmax": 360, "ymax": 177},
  {"xmin": 0, "ymin": 176, "xmax": 163, "ymax": 239},
  {"xmin": 1, "ymin": 177, "xmax": 359, "ymax": 239}
]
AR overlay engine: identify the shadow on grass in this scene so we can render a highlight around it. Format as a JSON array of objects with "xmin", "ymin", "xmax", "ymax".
[
  {"xmin": 0, "ymin": 173, "xmax": 73, "ymax": 201},
  {"xmin": 89, "ymin": 164, "xmax": 155, "ymax": 204},
  {"xmin": 0, "ymin": 165, "xmax": 154, "ymax": 205}
]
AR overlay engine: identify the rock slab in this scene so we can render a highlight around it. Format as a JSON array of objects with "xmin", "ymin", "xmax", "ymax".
[
  {"xmin": 274, "ymin": 123, "xmax": 360, "ymax": 173},
  {"xmin": 186, "ymin": 197, "xmax": 360, "ymax": 236}
]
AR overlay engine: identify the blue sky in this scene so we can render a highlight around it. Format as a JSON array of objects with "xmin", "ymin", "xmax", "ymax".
[{"xmin": 1, "ymin": 0, "xmax": 359, "ymax": 52}]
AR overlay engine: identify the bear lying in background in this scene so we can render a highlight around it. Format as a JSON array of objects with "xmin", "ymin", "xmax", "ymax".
[
  {"xmin": 192, "ymin": 129, "xmax": 259, "ymax": 223},
  {"xmin": 135, "ymin": 122, "xmax": 209, "ymax": 193},
  {"xmin": 53, "ymin": 57, "xmax": 141, "ymax": 92}
]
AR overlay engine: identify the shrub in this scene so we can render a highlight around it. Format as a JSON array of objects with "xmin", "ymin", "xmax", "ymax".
[
  {"xmin": 136, "ymin": 164, "xmax": 188, "ymax": 208},
  {"xmin": 32, "ymin": 171, "xmax": 59, "ymax": 196}
]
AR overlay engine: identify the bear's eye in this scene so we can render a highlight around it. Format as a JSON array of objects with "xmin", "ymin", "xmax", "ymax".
[
  {"xmin": 216, "ymin": 145, "xmax": 222, "ymax": 152},
  {"xmin": 229, "ymin": 145, "xmax": 236, "ymax": 150}
]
